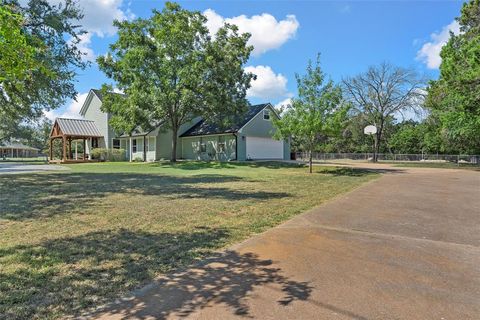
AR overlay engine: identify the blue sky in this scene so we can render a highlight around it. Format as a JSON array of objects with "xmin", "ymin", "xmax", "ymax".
[{"xmin": 47, "ymin": 0, "xmax": 465, "ymax": 119}]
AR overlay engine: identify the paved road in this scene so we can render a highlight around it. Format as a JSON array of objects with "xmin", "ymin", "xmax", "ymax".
[
  {"xmin": 0, "ymin": 163, "xmax": 69, "ymax": 174},
  {"xmin": 92, "ymin": 165, "xmax": 480, "ymax": 320}
]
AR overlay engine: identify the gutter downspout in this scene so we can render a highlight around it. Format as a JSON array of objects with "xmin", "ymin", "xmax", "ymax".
[
  {"xmin": 143, "ymin": 134, "xmax": 147, "ymax": 162},
  {"xmin": 234, "ymin": 133, "xmax": 238, "ymax": 161},
  {"xmin": 129, "ymin": 136, "xmax": 132, "ymax": 162}
]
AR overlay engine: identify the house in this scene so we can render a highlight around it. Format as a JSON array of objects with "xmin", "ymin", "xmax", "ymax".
[
  {"xmin": 49, "ymin": 89, "xmax": 290, "ymax": 162},
  {"xmin": 1, "ymin": 141, "xmax": 39, "ymax": 159}
]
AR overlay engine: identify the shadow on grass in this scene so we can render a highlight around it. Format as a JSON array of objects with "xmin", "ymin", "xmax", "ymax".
[
  {"xmin": 0, "ymin": 228, "xmax": 312, "ymax": 319},
  {"xmin": 0, "ymin": 172, "xmax": 290, "ymax": 221},
  {"xmin": 154, "ymin": 160, "xmax": 303, "ymax": 171}
]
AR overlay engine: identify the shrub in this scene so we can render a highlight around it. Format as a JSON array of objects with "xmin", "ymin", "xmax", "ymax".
[{"xmin": 91, "ymin": 148, "xmax": 126, "ymax": 161}]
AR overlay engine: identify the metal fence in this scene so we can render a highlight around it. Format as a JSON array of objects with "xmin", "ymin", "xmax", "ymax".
[
  {"xmin": 1, "ymin": 155, "xmax": 48, "ymax": 163},
  {"xmin": 295, "ymin": 152, "xmax": 480, "ymax": 165}
]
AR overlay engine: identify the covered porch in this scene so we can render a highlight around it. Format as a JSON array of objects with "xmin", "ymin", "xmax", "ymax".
[{"xmin": 49, "ymin": 118, "xmax": 103, "ymax": 163}]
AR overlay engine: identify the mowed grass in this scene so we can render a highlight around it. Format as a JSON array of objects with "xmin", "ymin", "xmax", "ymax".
[{"xmin": 0, "ymin": 161, "xmax": 377, "ymax": 319}]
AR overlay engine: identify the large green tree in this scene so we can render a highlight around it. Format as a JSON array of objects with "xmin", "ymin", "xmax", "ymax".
[
  {"xmin": 98, "ymin": 2, "xmax": 254, "ymax": 162},
  {"xmin": 273, "ymin": 54, "xmax": 347, "ymax": 173},
  {"xmin": 343, "ymin": 63, "xmax": 426, "ymax": 161},
  {"xmin": 426, "ymin": 0, "xmax": 480, "ymax": 154},
  {"xmin": 0, "ymin": 0, "xmax": 86, "ymax": 141}
]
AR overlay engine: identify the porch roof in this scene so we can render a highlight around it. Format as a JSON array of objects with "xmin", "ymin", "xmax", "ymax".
[{"xmin": 51, "ymin": 118, "xmax": 103, "ymax": 138}]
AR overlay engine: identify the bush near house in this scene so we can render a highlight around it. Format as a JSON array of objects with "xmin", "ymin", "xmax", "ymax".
[{"xmin": 91, "ymin": 148, "xmax": 126, "ymax": 161}]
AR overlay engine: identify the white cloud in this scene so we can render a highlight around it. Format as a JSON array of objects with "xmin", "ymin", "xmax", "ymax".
[
  {"xmin": 37, "ymin": 0, "xmax": 133, "ymax": 62},
  {"xmin": 275, "ymin": 98, "xmax": 292, "ymax": 110},
  {"xmin": 73, "ymin": 33, "xmax": 95, "ymax": 62},
  {"xmin": 44, "ymin": 92, "xmax": 89, "ymax": 120},
  {"xmin": 245, "ymin": 65, "xmax": 292, "ymax": 100},
  {"xmin": 417, "ymin": 20, "xmax": 460, "ymax": 69},
  {"xmin": 203, "ymin": 9, "xmax": 299, "ymax": 56},
  {"xmin": 78, "ymin": 0, "xmax": 132, "ymax": 37}
]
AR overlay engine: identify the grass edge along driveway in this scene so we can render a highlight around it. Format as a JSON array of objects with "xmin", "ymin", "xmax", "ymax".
[{"xmin": 0, "ymin": 161, "xmax": 378, "ymax": 320}]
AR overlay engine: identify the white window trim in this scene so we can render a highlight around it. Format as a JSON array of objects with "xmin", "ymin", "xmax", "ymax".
[{"xmin": 263, "ymin": 109, "xmax": 270, "ymax": 121}]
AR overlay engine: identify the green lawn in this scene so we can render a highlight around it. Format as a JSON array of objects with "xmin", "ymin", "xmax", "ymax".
[{"xmin": 0, "ymin": 161, "xmax": 377, "ymax": 319}]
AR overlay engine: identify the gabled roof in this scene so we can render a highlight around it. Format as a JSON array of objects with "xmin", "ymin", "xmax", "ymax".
[
  {"xmin": 180, "ymin": 104, "xmax": 271, "ymax": 137},
  {"xmin": 80, "ymin": 88, "xmax": 125, "ymax": 116},
  {"xmin": 117, "ymin": 121, "xmax": 165, "ymax": 138},
  {"xmin": 91, "ymin": 88, "xmax": 125, "ymax": 102},
  {"xmin": 0, "ymin": 141, "xmax": 39, "ymax": 150},
  {"xmin": 52, "ymin": 118, "xmax": 103, "ymax": 137}
]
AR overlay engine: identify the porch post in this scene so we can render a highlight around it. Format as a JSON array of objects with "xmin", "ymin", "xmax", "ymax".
[
  {"xmin": 68, "ymin": 138, "xmax": 72, "ymax": 160},
  {"xmin": 83, "ymin": 138, "xmax": 86, "ymax": 161},
  {"xmin": 75, "ymin": 140, "xmax": 78, "ymax": 160},
  {"xmin": 49, "ymin": 138, "xmax": 53, "ymax": 161},
  {"xmin": 62, "ymin": 136, "xmax": 66, "ymax": 161},
  {"xmin": 143, "ymin": 136, "xmax": 147, "ymax": 162},
  {"xmin": 129, "ymin": 136, "xmax": 133, "ymax": 162}
]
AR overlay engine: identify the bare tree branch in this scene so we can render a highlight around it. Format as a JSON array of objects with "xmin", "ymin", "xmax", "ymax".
[{"xmin": 342, "ymin": 63, "xmax": 426, "ymax": 161}]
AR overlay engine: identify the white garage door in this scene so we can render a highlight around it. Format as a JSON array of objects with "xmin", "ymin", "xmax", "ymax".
[{"xmin": 246, "ymin": 136, "xmax": 283, "ymax": 159}]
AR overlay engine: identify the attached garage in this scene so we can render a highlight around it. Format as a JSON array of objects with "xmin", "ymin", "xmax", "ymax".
[{"xmin": 246, "ymin": 136, "xmax": 284, "ymax": 160}]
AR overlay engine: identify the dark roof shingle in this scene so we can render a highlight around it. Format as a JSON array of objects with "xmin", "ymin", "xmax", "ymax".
[{"xmin": 180, "ymin": 104, "xmax": 269, "ymax": 137}]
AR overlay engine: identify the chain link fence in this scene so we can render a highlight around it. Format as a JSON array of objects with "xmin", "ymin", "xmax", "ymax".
[
  {"xmin": 295, "ymin": 152, "xmax": 480, "ymax": 165},
  {"xmin": 1, "ymin": 154, "xmax": 48, "ymax": 163}
]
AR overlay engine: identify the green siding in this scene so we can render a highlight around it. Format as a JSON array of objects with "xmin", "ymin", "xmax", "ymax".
[
  {"xmin": 239, "ymin": 105, "xmax": 290, "ymax": 160},
  {"xmin": 236, "ymin": 134, "xmax": 247, "ymax": 161},
  {"xmin": 239, "ymin": 105, "xmax": 277, "ymax": 138},
  {"xmin": 181, "ymin": 134, "xmax": 236, "ymax": 161}
]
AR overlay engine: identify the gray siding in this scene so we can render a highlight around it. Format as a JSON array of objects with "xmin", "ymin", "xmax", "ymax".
[
  {"xmin": 239, "ymin": 105, "xmax": 277, "ymax": 138},
  {"xmin": 239, "ymin": 105, "xmax": 290, "ymax": 160},
  {"xmin": 82, "ymin": 93, "xmax": 108, "ymax": 148},
  {"xmin": 236, "ymin": 134, "xmax": 247, "ymax": 161},
  {"xmin": 155, "ymin": 117, "xmax": 202, "ymax": 160}
]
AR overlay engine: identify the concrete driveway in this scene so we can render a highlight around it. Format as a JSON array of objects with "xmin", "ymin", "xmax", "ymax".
[
  {"xmin": 0, "ymin": 163, "xmax": 69, "ymax": 174},
  {"xmin": 92, "ymin": 165, "xmax": 480, "ymax": 320}
]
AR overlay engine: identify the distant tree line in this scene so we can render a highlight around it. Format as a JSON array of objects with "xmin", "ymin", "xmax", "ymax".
[{"xmin": 284, "ymin": 0, "xmax": 479, "ymax": 158}]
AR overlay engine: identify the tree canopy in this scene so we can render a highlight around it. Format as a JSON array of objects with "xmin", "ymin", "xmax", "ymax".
[
  {"xmin": 425, "ymin": 0, "xmax": 480, "ymax": 154},
  {"xmin": 98, "ymin": 2, "xmax": 254, "ymax": 161},
  {"xmin": 273, "ymin": 54, "xmax": 346, "ymax": 173},
  {"xmin": 0, "ymin": 0, "xmax": 87, "ymax": 141}
]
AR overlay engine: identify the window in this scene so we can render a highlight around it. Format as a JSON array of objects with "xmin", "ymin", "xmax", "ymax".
[
  {"xmin": 263, "ymin": 110, "xmax": 270, "ymax": 120},
  {"xmin": 113, "ymin": 139, "xmax": 120, "ymax": 149},
  {"xmin": 132, "ymin": 139, "xmax": 137, "ymax": 153},
  {"xmin": 218, "ymin": 136, "xmax": 226, "ymax": 153}
]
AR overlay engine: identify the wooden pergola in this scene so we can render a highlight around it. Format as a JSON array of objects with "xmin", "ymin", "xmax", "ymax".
[{"xmin": 49, "ymin": 118, "xmax": 103, "ymax": 163}]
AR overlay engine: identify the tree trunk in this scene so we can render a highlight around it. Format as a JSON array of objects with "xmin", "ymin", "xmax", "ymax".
[
  {"xmin": 309, "ymin": 150, "xmax": 313, "ymax": 174},
  {"xmin": 374, "ymin": 122, "xmax": 384, "ymax": 162},
  {"xmin": 171, "ymin": 126, "xmax": 178, "ymax": 162}
]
